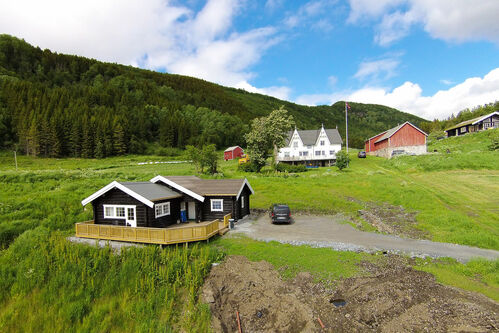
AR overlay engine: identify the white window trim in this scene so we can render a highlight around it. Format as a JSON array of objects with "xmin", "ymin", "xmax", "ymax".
[
  {"xmin": 103, "ymin": 204, "xmax": 136, "ymax": 219},
  {"xmin": 155, "ymin": 202, "xmax": 171, "ymax": 218},
  {"xmin": 241, "ymin": 196, "xmax": 245, "ymax": 209},
  {"xmin": 211, "ymin": 199, "xmax": 224, "ymax": 212}
]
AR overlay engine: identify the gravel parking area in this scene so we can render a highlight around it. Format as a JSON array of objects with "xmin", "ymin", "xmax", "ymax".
[{"xmin": 231, "ymin": 213, "xmax": 499, "ymax": 263}]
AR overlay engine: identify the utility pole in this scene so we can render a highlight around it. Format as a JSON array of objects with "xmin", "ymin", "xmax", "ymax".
[
  {"xmin": 345, "ymin": 102, "xmax": 349, "ymax": 167},
  {"xmin": 14, "ymin": 150, "xmax": 18, "ymax": 170}
]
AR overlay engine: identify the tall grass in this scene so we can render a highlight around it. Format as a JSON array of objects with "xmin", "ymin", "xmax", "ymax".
[{"xmin": 0, "ymin": 227, "xmax": 221, "ymax": 332}]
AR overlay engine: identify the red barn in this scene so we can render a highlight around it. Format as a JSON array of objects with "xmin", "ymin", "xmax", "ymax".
[
  {"xmin": 365, "ymin": 122, "xmax": 427, "ymax": 158},
  {"xmin": 224, "ymin": 146, "xmax": 244, "ymax": 160}
]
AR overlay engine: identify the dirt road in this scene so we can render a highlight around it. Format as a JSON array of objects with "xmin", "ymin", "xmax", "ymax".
[{"xmin": 232, "ymin": 214, "xmax": 499, "ymax": 262}]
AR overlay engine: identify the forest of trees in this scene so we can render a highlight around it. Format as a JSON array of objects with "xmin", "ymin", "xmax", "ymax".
[{"xmin": 0, "ymin": 34, "xmax": 428, "ymax": 157}]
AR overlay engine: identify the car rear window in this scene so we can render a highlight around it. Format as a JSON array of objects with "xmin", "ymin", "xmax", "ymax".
[{"xmin": 274, "ymin": 205, "xmax": 290, "ymax": 213}]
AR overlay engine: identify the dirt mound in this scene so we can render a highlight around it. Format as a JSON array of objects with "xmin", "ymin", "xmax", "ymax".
[
  {"xmin": 202, "ymin": 256, "xmax": 499, "ymax": 332},
  {"xmin": 353, "ymin": 199, "xmax": 428, "ymax": 239}
]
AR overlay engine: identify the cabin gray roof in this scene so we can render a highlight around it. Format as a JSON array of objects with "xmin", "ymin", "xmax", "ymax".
[
  {"xmin": 374, "ymin": 122, "xmax": 427, "ymax": 144},
  {"xmin": 159, "ymin": 176, "xmax": 247, "ymax": 196},
  {"xmin": 287, "ymin": 128, "xmax": 343, "ymax": 146},
  {"xmin": 119, "ymin": 182, "xmax": 182, "ymax": 201}
]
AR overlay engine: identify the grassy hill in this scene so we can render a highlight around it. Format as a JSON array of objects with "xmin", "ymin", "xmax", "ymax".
[
  {"xmin": 0, "ymin": 129, "xmax": 498, "ymax": 331},
  {"xmin": 0, "ymin": 34, "xmax": 426, "ymax": 157}
]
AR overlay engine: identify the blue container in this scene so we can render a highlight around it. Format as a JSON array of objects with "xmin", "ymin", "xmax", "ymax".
[{"xmin": 180, "ymin": 210, "xmax": 187, "ymax": 222}]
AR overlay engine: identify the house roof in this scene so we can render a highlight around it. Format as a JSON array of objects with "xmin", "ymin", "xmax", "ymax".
[
  {"xmin": 444, "ymin": 111, "xmax": 499, "ymax": 132},
  {"xmin": 150, "ymin": 176, "xmax": 254, "ymax": 201},
  {"xmin": 81, "ymin": 181, "xmax": 182, "ymax": 208},
  {"xmin": 365, "ymin": 131, "xmax": 388, "ymax": 142},
  {"xmin": 287, "ymin": 128, "xmax": 343, "ymax": 146},
  {"xmin": 119, "ymin": 182, "xmax": 182, "ymax": 201},
  {"xmin": 224, "ymin": 146, "xmax": 242, "ymax": 152},
  {"xmin": 374, "ymin": 122, "xmax": 428, "ymax": 144}
]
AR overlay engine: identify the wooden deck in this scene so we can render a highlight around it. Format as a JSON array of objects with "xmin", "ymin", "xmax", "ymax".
[{"xmin": 75, "ymin": 214, "xmax": 231, "ymax": 245}]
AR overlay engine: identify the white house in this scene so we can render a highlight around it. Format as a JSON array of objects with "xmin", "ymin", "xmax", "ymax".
[{"xmin": 277, "ymin": 125, "xmax": 343, "ymax": 167}]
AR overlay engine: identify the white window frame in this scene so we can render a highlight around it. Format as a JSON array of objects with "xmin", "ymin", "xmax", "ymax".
[
  {"xmin": 241, "ymin": 196, "xmax": 245, "ymax": 208},
  {"xmin": 293, "ymin": 141, "xmax": 298, "ymax": 148},
  {"xmin": 211, "ymin": 199, "xmax": 224, "ymax": 212},
  {"xmin": 103, "ymin": 204, "xmax": 136, "ymax": 220},
  {"xmin": 320, "ymin": 140, "xmax": 325, "ymax": 146},
  {"xmin": 330, "ymin": 150, "xmax": 335, "ymax": 155},
  {"xmin": 315, "ymin": 150, "xmax": 321, "ymax": 156},
  {"xmin": 155, "ymin": 202, "xmax": 170, "ymax": 218},
  {"xmin": 284, "ymin": 152, "xmax": 290, "ymax": 157}
]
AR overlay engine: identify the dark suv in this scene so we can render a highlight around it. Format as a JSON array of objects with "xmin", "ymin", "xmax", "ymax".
[{"xmin": 270, "ymin": 204, "xmax": 291, "ymax": 224}]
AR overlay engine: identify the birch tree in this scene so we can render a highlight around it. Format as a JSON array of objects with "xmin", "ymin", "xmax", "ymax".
[{"xmin": 245, "ymin": 106, "xmax": 294, "ymax": 172}]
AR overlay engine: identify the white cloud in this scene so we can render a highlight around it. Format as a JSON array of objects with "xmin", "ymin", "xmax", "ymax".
[
  {"xmin": 440, "ymin": 79, "xmax": 455, "ymax": 86},
  {"xmin": 0, "ymin": 0, "xmax": 282, "ymax": 91},
  {"xmin": 353, "ymin": 57, "xmax": 400, "ymax": 81},
  {"xmin": 284, "ymin": 1, "xmax": 334, "ymax": 30},
  {"xmin": 295, "ymin": 68, "xmax": 499, "ymax": 120},
  {"xmin": 235, "ymin": 81, "xmax": 291, "ymax": 100},
  {"xmin": 348, "ymin": 0, "xmax": 499, "ymax": 45},
  {"xmin": 347, "ymin": 0, "xmax": 405, "ymax": 23}
]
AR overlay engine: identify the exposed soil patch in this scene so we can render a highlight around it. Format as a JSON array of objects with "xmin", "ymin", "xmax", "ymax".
[
  {"xmin": 202, "ymin": 255, "xmax": 499, "ymax": 332},
  {"xmin": 351, "ymin": 198, "xmax": 428, "ymax": 239}
]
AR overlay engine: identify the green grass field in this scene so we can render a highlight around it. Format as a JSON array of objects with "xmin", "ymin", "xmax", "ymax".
[{"xmin": 0, "ymin": 129, "xmax": 498, "ymax": 331}]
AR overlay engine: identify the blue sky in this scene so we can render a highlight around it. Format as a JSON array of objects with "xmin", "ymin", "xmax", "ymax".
[{"xmin": 1, "ymin": 0, "xmax": 498, "ymax": 120}]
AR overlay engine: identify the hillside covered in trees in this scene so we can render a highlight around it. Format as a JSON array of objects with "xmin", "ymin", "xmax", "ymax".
[{"xmin": 0, "ymin": 34, "xmax": 427, "ymax": 157}]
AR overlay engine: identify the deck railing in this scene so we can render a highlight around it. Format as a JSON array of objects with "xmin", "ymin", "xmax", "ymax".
[{"xmin": 76, "ymin": 217, "xmax": 230, "ymax": 245}]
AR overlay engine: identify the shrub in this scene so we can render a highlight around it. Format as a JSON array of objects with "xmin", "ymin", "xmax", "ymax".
[
  {"xmin": 335, "ymin": 150, "xmax": 350, "ymax": 170},
  {"xmin": 489, "ymin": 137, "xmax": 499, "ymax": 151},
  {"xmin": 238, "ymin": 161, "xmax": 259, "ymax": 172},
  {"xmin": 274, "ymin": 163, "xmax": 307, "ymax": 173}
]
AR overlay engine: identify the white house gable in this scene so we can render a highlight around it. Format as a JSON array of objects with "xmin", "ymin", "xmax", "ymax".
[
  {"xmin": 289, "ymin": 129, "xmax": 303, "ymax": 148},
  {"xmin": 315, "ymin": 127, "xmax": 330, "ymax": 148}
]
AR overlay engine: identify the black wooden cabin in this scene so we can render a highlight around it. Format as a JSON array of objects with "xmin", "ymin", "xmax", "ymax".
[{"xmin": 81, "ymin": 176, "xmax": 254, "ymax": 227}]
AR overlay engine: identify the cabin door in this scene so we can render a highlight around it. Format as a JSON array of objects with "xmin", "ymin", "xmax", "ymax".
[
  {"xmin": 126, "ymin": 207, "xmax": 136, "ymax": 227},
  {"xmin": 187, "ymin": 202, "xmax": 196, "ymax": 220}
]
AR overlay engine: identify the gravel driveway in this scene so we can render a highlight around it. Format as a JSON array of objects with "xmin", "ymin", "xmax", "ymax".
[{"xmin": 231, "ymin": 214, "xmax": 499, "ymax": 263}]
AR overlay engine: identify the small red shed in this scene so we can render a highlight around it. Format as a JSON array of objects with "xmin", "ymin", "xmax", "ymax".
[
  {"xmin": 224, "ymin": 146, "xmax": 244, "ymax": 160},
  {"xmin": 364, "ymin": 122, "xmax": 427, "ymax": 158}
]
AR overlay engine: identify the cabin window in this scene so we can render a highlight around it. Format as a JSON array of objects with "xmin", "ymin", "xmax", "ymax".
[
  {"xmin": 460, "ymin": 127, "xmax": 466, "ymax": 133},
  {"xmin": 127, "ymin": 208, "xmax": 135, "ymax": 221},
  {"xmin": 155, "ymin": 202, "xmax": 170, "ymax": 218},
  {"xmin": 104, "ymin": 206, "xmax": 114, "ymax": 217},
  {"xmin": 315, "ymin": 151, "xmax": 321, "ymax": 156},
  {"xmin": 320, "ymin": 140, "xmax": 325, "ymax": 146},
  {"xmin": 116, "ymin": 207, "xmax": 125, "ymax": 217},
  {"xmin": 330, "ymin": 150, "xmax": 335, "ymax": 155},
  {"xmin": 241, "ymin": 196, "xmax": 245, "ymax": 208},
  {"xmin": 103, "ymin": 205, "xmax": 136, "ymax": 220},
  {"xmin": 484, "ymin": 122, "xmax": 491, "ymax": 128},
  {"xmin": 211, "ymin": 199, "xmax": 223, "ymax": 212},
  {"xmin": 302, "ymin": 151, "xmax": 308, "ymax": 156}
]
